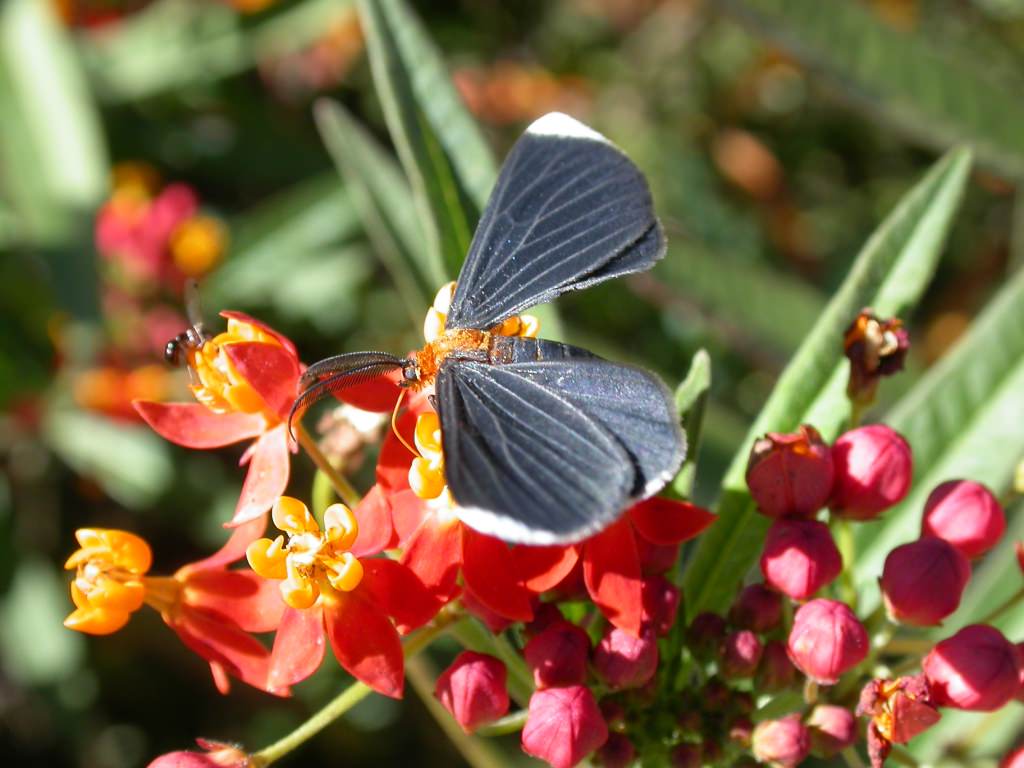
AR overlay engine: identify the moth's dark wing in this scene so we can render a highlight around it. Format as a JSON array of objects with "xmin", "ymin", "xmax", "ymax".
[
  {"xmin": 494, "ymin": 355, "xmax": 686, "ymax": 499},
  {"xmin": 446, "ymin": 113, "xmax": 666, "ymax": 331},
  {"xmin": 437, "ymin": 359, "xmax": 635, "ymax": 545}
]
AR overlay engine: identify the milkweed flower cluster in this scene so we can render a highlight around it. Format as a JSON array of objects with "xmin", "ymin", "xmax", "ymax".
[{"xmin": 64, "ymin": 281, "xmax": 1023, "ymax": 768}]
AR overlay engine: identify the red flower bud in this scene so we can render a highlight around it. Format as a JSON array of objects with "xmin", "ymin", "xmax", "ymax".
[
  {"xmin": 720, "ymin": 630, "xmax": 763, "ymax": 680},
  {"xmin": 1002, "ymin": 747, "xmax": 1024, "ymax": 768},
  {"xmin": 594, "ymin": 627, "xmax": 659, "ymax": 690},
  {"xmin": 923, "ymin": 624, "xmax": 1023, "ymax": 711},
  {"xmin": 746, "ymin": 425, "xmax": 834, "ymax": 518},
  {"xmin": 641, "ymin": 575, "xmax": 681, "ymax": 637},
  {"xmin": 669, "ymin": 743, "xmax": 702, "ymax": 768},
  {"xmin": 434, "ymin": 651, "xmax": 510, "ymax": 733},
  {"xmin": 599, "ymin": 699, "xmax": 626, "ymax": 730},
  {"xmin": 525, "ymin": 602, "xmax": 569, "ymax": 640},
  {"xmin": 594, "ymin": 733, "xmax": 634, "ymax": 768},
  {"xmin": 686, "ymin": 612, "xmax": 727, "ymax": 661},
  {"xmin": 751, "ymin": 715, "xmax": 810, "ymax": 768},
  {"xmin": 881, "ymin": 537, "xmax": 970, "ymax": 626},
  {"xmin": 148, "ymin": 740, "xmax": 249, "ymax": 768},
  {"xmin": 522, "ymin": 686, "xmax": 608, "ymax": 768},
  {"xmin": 524, "ymin": 621, "xmax": 591, "ymax": 689},
  {"xmin": 729, "ymin": 583, "xmax": 782, "ymax": 633},
  {"xmin": 461, "ymin": 590, "xmax": 513, "ymax": 634},
  {"xmin": 829, "ymin": 425, "xmax": 912, "ymax": 520},
  {"xmin": 807, "ymin": 705, "xmax": 856, "ymax": 757},
  {"xmin": 728, "ymin": 716, "xmax": 754, "ymax": 747},
  {"xmin": 756, "ymin": 640, "xmax": 799, "ymax": 692},
  {"xmin": 788, "ymin": 599, "xmax": 868, "ymax": 685},
  {"xmin": 921, "ymin": 480, "xmax": 1005, "ymax": 559},
  {"xmin": 760, "ymin": 519, "xmax": 842, "ymax": 600}
]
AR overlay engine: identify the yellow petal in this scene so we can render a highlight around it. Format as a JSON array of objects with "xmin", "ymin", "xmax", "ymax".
[
  {"xmin": 281, "ymin": 577, "xmax": 319, "ymax": 610},
  {"xmin": 246, "ymin": 537, "xmax": 288, "ymax": 580},
  {"xmin": 518, "ymin": 314, "xmax": 540, "ymax": 338},
  {"xmin": 324, "ymin": 504, "xmax": 359, "ymax": 552},
  {"xmin": 409, "ymin": 457, "xmax": 446, "ymax": 500},
  {"xmin": 273, "ymin": 496, "xmax": 318, "ymax": 535},
  {"xmin": 64, "ymin": 605, "xmax": 131, "ymax": 635},
  {"xmin": 414, "ymin": 412, "xmax": 442, "ymax": 456},
  {"xmin": 432, "ymin": 281, "xmax": 457, "ymax": 315},
  {"xmin": 325, "ymin": 553, "xmax": 364, "ymax": 592},
  {"xmin": 88, "ymin": 575, "xmax": 146, "ymax": 613},
  {"xmin": 423, "ymin": 308, "xmax": 446, "ymax": 343}
]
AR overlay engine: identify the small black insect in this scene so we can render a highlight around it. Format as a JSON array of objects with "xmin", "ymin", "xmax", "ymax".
[
  {"xmin": 164, "ymin": 279, "xmax": 213, "ymax": 366},
  {"xmin": 294, "ymin": 113, "xmax": 685, "ymax": 545}
]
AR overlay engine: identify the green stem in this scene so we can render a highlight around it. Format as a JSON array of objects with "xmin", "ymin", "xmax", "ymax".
[
  {"xmin": 296, "ymin": 423, "xmax": 361, "ymax": 508},
  {"xmin": 405, "ymin": 655, "xmax": 509, "ymax": 768},
  {"xmin": 252, "ymin": 613, "xmax": 454, "ymax": 766},
  {"xmin": 841, "ymin": 746, "xmax": 867, "ymax": 768},
  {"xmin": 976, "ymin": 586, "xmax": 1024, "ymax": 626},
  {"xmin": 888, "ymin": 745, "xmax": 920, "ymax": 767},
  {"xmin": 450, "ymin": 617, "xmax": 533, "ymax": 707},
  {"xmin": 833, "ymin": 518, "xmax": 859, "ymax": 611},
  {"xmin": 311, "ymin": 469, "xmax": 336, "ymax": 521},
  {"xmin": 476, "ymin": 710, "xmax": 528, "ymax": 737}
]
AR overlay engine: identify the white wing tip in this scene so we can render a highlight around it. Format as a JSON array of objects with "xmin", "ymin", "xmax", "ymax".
[{"xmin": 526, "ymin": 112, "xmax": 608, "ymax": 144}]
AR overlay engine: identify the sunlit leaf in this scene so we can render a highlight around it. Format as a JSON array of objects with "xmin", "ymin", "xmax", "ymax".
[{"xmin": 671, "ymin": 348, "xmax": 712, "ymax": 500}]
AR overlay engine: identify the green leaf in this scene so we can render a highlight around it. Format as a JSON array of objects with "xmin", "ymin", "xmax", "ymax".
[
  {"xmin": 357, "ymin": 0, "xmax": 497, "ymax": 282},
  {"xmin": 671, "ymin": 349, "xmax": 712, "ymax": 499},
  {"xmin": 852, "ymin": 266, "xmax": 1024, "ymax": 613},
  {"xmin": 682, "ymin": 147, "xmax": 973, "ymax": 617},
  {"xmin": 721, "ymin": 0, "xmax": 1024, "ymax": 177},
  {"xmin": 313, "ymin": 99, "xmax": 432, "ymax": 320}
]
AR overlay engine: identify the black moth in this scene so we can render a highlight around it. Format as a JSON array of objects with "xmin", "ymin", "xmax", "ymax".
[{"xmin": 294, "ymin": 112, "xmax": 686, "ymax": 545}]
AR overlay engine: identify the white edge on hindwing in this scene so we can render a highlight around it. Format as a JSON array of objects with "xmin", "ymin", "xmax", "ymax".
[{"xmin": 526, "ymin": 112, "xmax": 610, "ymax": 144}]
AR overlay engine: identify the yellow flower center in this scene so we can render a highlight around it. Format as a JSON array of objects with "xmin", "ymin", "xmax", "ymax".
[
  {"xmin": 63, "ymin": 529, "xmax": 153, "ymax": 635},
  {"xmin": 246, "ymin": 496, "xmax": 363, "ymax": 610},
  {"xmin": 188, "ymin": 318, "xmax": 282, "ymax": 418}
]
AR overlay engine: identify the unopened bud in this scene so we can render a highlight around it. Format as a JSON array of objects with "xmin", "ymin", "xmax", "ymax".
[
  {"xmin": 720, "ymin": 630, "xmax": 763, "ymax": 680},
  {"xmin": 669, "ymin": 743, "xmax": 702, "ymax": 768},
  {"xmin": 641, "ymin": 575, "xmax": 681, "ymax": 637},
  {"xmin": 760, "ymin": 519, "xmax": 841, "ymax": 600},
  {"xmin": 729, "ymin": 583, "xmax": 782, "ymax": 633},
  {"xmin": 752, "ymin": 715, "xmax": 810, "ymax": 768},
  {"xmin": 921, "ymin": 480, "xmax": 1005, "ymax": 559},
  {"xmin": 594, "ymin": 628, "xmax": 658, "ymax": 691},
  {"xmin": 807, "ymin": 705, "xmax": 856, "ymax": 757},
  {"xmin": 843, "ymin": 309, "xmax": 909, "ymax": 406},
  {"xmin": 788, "ymin": 599, "xmax": 868, "ymax": 685},
  {"xmin": 746, "ymin": 425, "xmax": 834, "ymax": 518},
  {"xmin": 434, "ymin": 651, "xmax": 510, "ymax": 733},
  {"xmin": 830, "ymin": 425, "xmax": 912, "ymax": 520},
  {"xmin": 686, "ymin": 612, "xmax": 727, "ymax": 661},
  {"xmin": 594, "ymin": 733, "xmax": 634, "ymax": 768},
  {"xmin": 881, "ymin": 537, "xmax": 970, "ymax": 626},
  {"xmin": 923, "ymin": 624, "xmax": 1022, "ymax": 711},
  {"xmin": 524, "ymin": 621, "xmax": 591, "ymax": 689},
  {"xmin": 757, "ymin": 640, "xmax": 799, "ymax": 693},
  {"xmin": 522, "ymin": 686, "xmax": 608, "ymax": 768}
]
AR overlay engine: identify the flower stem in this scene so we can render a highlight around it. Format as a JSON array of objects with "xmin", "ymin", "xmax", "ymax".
[
  {"xmin": 252, "ymin": 613, "xmax": 455, "ymax": 766},
  {"xmin": 976, "ymin": 586, "xmax": 1024, "ymax": 626},
  {"xmin": 841, "ymin": 746, "xmax": 867, "ymax": 768},
  {"xmin": 405, "ymin": 655, "xmax": 509, "ymax": 768},
  {"xmin": 834, "ymin": 517, "xmax": 859, "ymax": 611},
  {"xmin": 295, "ymin": 423, "xmax": 361, "ymax": 508},
  {"xmin": 450, "ymin": 617, "xmax": 533, "ymax": 707},
  {"xmin": 476, "ymin": 710, "xmax": 528, "ymax": 737},
  {"xmin": 888, "ymin": 745, "xmax": 920, "ymax": 767}
]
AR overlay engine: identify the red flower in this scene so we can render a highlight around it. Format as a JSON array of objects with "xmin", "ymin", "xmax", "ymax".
[
  {"xmin": 858, "ymin": 675, "xmax": 940, "ymax": 768},
  {"xmin": 246, "ymin": 497, "xmax": 438, "ymax": 698},
  {"xmin": 746, "ymin": 425, "xmax": 834, "ymax": 518},
  {"xmin": 135, "ymin": 312, "xmax": 301, "ymax": 526},
  {"xmin": 521, "ymin": 686, "xmax": 608, "ymax": 768},
  {"xmin": 520, "ymin": 497, "xmax": 713, "ymax": 636},
  {"xmin": 64, "ymin": 520, "xmax": 285, "ymax": 696}
]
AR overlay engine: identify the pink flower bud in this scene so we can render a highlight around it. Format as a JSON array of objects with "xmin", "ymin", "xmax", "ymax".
[
  {"xmin": 522, "ymin": 686, "xmax": 608, "ymax": 768},
  {"xmin": 923, "ymin": 624, "xmax": 1023, "ymax": 711},
  {"xmin": 729, "ymin": 583, "xmax": 782, "ymax": 633},
  {"xmin": 434, "ymin": 651, "xmax": 510, "ymax": 733},
  {"xmin": 751, "ymin": 715, "xmax": 810, "ymax": 768},
  {"xmin": 669, "ymin": 743, "xmax": 702, "ymax": 768},
  {"xmin": 880, "ymin": 537, "xmax": 970, "ymax": 626},
  {"xmin": 594, "ymin": 733, "xmax": 634, "ymax": 768},
  {"xmin": 757, "ymin": 640, "xmax": 798, "ymax": 692},
  {"xmin": 720, "ymin": 630, "xmax": 763, "ymax": 679},
  {"xmin": 594, "ymin": 627, "xmax": 659, "ymax": 690},
  {"xmin": 788, "ymin": 599, "xmax": 868, "ymax": 685},
  {"xmin": 525, "ymin": 602, "xmax": 568, "ymax": 640},
  {"xmin": 148, "ymin": 740, "xmax": 249, "ymax": 768},
  {"xmin": 830, "ymin": 425, "xmax": 912, "ymax": 520},
  {"xmin": 921, "ymin": 480, "xmax": 1005, "ymax": 559},
  {"xmin": 686, "ymin": 612, "xmax": 727, "ymax": 661},
  {"xmin": 461, "ymin": 590, "xmax": 513, "ymax": 634},
  {"xmin": 760, "ymin": 519, "xmax": 842, "ymax": 600},
  {"xmin": 524, "ymin": 621, "xmax": 591, "ymax": 689},
  {"xmin": 1002, "ymin": 747, "xmax": 1024, "ymax": 768},
  {"xmin": 746, "ymin": 425, "xmax": 834, "ymax": 518},
  {"xmin": 728, "ymin": 716, "xmax": 754, "ymax": 747},
  {"xmin": 807, "ymin": 705, "xmax": 856, "ymax": 757},
  {"xmin": 599, "ymin": 699, "xmax": 626, "ymax": 730},
  {"xmin": 641, "ymin": 575, "xmax": 681, "ymax": 637}
]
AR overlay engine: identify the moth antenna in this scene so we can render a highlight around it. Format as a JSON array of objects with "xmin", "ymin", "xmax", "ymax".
[{"xmin": 287, "ymin": 360, "xmax": 403, "ymax": 442}]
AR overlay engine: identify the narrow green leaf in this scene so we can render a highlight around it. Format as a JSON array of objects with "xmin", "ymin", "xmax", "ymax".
[
  {"xmin": 671, "ymin": 349, "xmax": 712, "ymax": 499},
  {"xmin": 357, "ymin": 0, "xmax": 496, "ymax": 282},
  {"xmin": 313, "ymin": 98, "xmax": 431, "ymax": 321},
  {"xmin": 853, "ymin": 267, "xmax": 1024, "ymax": 613},
  {"xmin": 722, "ymin": 0, "xmax": 1024, "ymax": 177},
  {"xmin": 682, "ymin": 147, "xmax": 972, "ymax": 617}
]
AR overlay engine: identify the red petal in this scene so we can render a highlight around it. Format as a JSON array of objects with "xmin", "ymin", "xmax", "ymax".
[
  {"xmin": 891, "ymin": 695, "xmax": 941, "ymax": 744},
  {"xmin": 229, "ymin": 424, "xmax": 290, "ymax": 526},
  {"xmin": 170, "ymin": 607, "xmax": 281, "ymax": 695},
  {"xmin": 513, "ymin": 545, "xmax": 581, "ymax": 594},
  {"xmin": 351, "ymin": 484, "xmax": 398, "ymax": 557},
  {"xmin": 181, "ymin": 569, "xmax": 285, "ymax": 633},
  {"xmin": 375, "ymin": 392, "xmax": 433, "ymax": 493},
  {"xmin": 361, "ymin": 558, "xmax": 441, "ymax": 633},
  {"xmin": 389, "ymin": 490, "xmax": 429, "ymax": 546},
  {"xmin": 334, "ymin": 369, "xmax": 403, "ymax": 413},
  {"xmin": 461, "ymin": 528, "xmax": 533, "ymax": 622},
  {"xmin": 400, "ymin": 512, "xmax": 462, "ymax": 606},
  {"xmin": 134, "ymin": 401, "xmax": 265, "ymax": 448},
  {"xmin": 268, "ymin": 606, "xmax": 326, "ymax": 692},
  {"xmin": 583, "ymin": 519, "xmax": 643, "ymax": 635},
  {"xmin": 220, "ymin": 310, "xmax": 298, "ymax": 359},
  {"xmin": 629, "ymin": 497, "xmax": 715, "ymax": 546},
  {"xmin": 183, "ymin": 516, "xmax": 267, "ymax": 574},
  {"xmin": 224, "ymin": 342, "xmax": 300, "ymax": 421},
  {"xmin": 324, "ymin": 591, "xmax": 405, "ymax": 698}
]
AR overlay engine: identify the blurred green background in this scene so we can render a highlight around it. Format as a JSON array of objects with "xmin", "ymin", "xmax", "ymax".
[{"xmin": 2, "ymin": 0, "xmax": 1023, "ymax": 765}]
